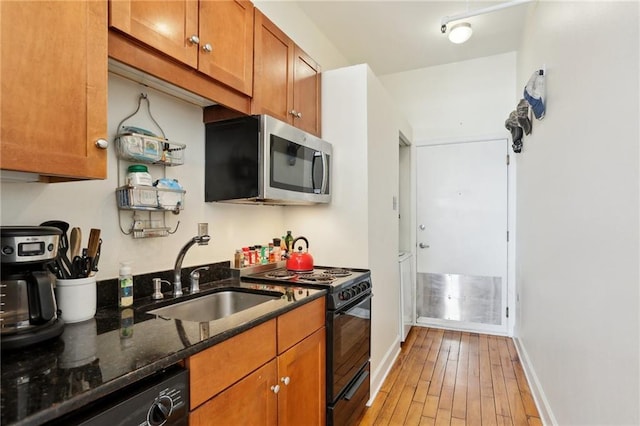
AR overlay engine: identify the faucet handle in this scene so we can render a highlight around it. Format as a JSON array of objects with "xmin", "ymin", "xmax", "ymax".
[{"xmin": 189, "ymin": 266, "xmax": 209, "ymax": 294}]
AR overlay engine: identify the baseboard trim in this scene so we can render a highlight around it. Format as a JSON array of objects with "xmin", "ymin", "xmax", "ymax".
[
  {"xmin": 368, "ymin": 335, "xmax": 401, "ymax": 406},
  {"xmin": 513, "ymin": 336, "xmax": 557, "ymax": 425}
]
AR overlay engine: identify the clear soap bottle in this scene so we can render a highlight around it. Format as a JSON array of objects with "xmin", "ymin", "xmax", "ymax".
[{"xmin": 119, "ymin": 262, "xmax": 134, "ymax": 307}]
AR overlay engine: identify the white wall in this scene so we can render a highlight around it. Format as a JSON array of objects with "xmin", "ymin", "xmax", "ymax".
[
  {"xmin": 379, "ymin": 52, "xmax": 517, "ymax": 142},
  {"xmin": 0, "ymin": 74, "xmax": 286, "ymax": 278},
  {"xmin": 514, "ymin": 2, "xmax": 639, "ymax": 425},
  {"xmin": 284, "ymin": 64, "xmax": 407, "ymax": 400}
]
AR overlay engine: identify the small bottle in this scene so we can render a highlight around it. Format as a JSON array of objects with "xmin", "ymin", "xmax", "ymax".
[
  {"xmin": 268, "ymin": 243, "xmax": 275, "ymax": 263},
  {"xmin": 255, "ymin": 245, "xmax": 262, "ymax": 264},
  {"xmin": 242, "ymin": 247, "xmax": 250, "ymax": 267},
  {"xmin": 284, "ymin": 231, "xmax": 294, "ymax": 254},
  {"xmin": 248, "ymin": 246, "xmax": 256, "ymax": 265},
  {"xmin": 119, "ymin": 262, "xmax": 134, "ymax": 307},
  {"xmin": 234, "ymin": 249, "xmax": 243, "ymax": 268}
]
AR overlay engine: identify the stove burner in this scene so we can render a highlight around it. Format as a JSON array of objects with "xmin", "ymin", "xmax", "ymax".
[
  {"xmin": 264, "ymin": 270, "xmax": 297, "ymax": 280},
  {"xmin": 297, "ymin": 273, "xmax": 336, "ymax": 283},
  {"xmin": 322, "ymin": 268, "xmax": 352, "ymax": 277}
]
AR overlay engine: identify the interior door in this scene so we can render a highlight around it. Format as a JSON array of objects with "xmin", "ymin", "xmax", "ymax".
[{"xmin": 416, "ymin": 139, "xmax": 508, "ymax": 333}]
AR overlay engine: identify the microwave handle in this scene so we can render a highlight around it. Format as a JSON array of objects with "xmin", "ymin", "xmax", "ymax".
[
  {"xmin": 312, "ymin": 151, "xmax": 329, "ymax": 194},
  {"xmin": 320, "ymin": 153, "xmax": 329, "ymax": 194}
]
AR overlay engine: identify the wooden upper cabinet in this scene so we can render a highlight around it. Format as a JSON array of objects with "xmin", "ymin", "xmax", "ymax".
[
  {"xmin": 109, "ymin": 0, "xmax": 254, "ymax": 96},
  {"xmin": 252, "ymin": 9, "xmax": 321, "ymax": 137},
  {"xmin": 293, "ymin": 47, "xmax": 321, "ymax": 136},
  {"xmin": 252, "ymin": 9, "xmax": 294, "ymax": 124},
  {"xmin": 0, "ymin": 0, "xmax": 108, "ymax": 180},
  {"xmin": 199, "ymin": 1, "xmax": 254, "ymax": 96},
  {"xmin": 109, "ymin": 0, "xmax": 198, "ymax": 67}
]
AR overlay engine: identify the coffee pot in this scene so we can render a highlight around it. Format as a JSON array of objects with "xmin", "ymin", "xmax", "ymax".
[{"xmin": 1, "ymin": 226, "xmax": 65, "ymax": 350}]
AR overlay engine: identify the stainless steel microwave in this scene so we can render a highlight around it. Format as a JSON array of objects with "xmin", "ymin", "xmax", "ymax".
[{"xmin": 205, "ymin": 114, "xmax": 332, "ymax": 205}]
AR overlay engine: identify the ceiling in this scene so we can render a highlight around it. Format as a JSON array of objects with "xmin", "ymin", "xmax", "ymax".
[{"xmin": 293, "ymin": 0, "xmax": 533, "ymax": 76}]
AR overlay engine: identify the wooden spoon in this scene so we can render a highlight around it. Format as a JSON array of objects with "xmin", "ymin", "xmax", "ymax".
[{"xmin": 69, "ymin": 227, "xmax": 82, "ymax": 259}]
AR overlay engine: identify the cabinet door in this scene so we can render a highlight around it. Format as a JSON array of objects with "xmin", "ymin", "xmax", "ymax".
[
  {"xmin": 293, "ymin": 47, "xmax": 321, "ymax": 136},
  {"xmin": 109, "ymin": 0, "xmax": 198, "ymax": 68},
  {"xmin": 191, "ymin": 360, "xmax": 278, "ymax": 426},
  {"xmin": 277, "ymin": 328, "xmax": 326, "ymax": 426},
  {"xmin": 0, "ymin": 0, "xmax": 107, "ymax": 180},
  {"xmin": 198, "ymin": 0, "xmax": 254, "ymax": 96},
  {"xmin": 252, "ymin": 9, "xmax": 294, "ymax": 124}
]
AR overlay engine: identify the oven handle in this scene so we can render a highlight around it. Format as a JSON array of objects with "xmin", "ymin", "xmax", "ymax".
[
  {"xmin": 334, "ymin": 292, "xmax": 372, "ymax": 316},
  {"xmin": 343, "ymin": 369, "xmax": 369, "ymax": 401}
]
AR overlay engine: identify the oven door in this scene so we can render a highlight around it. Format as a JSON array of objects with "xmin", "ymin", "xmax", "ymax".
[{"xmin": 327, "ymin": 293, "xmax": 371, "ymax": 402}]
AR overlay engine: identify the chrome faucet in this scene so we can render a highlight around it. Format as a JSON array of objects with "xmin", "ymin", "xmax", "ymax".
[{"xmin": 173, "ymin": 223, "xmax": 210, "ymax": 297}]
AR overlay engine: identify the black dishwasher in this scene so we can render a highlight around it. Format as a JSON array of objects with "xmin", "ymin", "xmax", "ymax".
[{"xmin": 49, "ymin": 365, "xmax": 189, "ymax": 426}]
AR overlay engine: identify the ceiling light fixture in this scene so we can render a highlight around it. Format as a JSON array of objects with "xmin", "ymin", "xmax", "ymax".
[
  {"xmin": 448, "ymin": 22, "xmax": 473, "ymax": 44},
  {"xmin": 440, "ymin": 0, "xmax": 534, "ymax": 43}
]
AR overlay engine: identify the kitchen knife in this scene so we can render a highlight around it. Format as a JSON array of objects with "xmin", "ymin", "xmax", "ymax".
[{"xmin": 86, "ymin": 229, "xmax": 101, "ymax": 277}]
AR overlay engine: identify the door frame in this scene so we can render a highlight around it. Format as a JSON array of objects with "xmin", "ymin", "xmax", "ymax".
[{"xmin": 414, "ymin": 135, "xmax": 516, "ymax": 337}]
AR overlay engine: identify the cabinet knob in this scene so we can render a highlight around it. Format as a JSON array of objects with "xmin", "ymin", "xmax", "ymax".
[
  {"xmin": 281, "ymin": 376, "xmax": 291, "ymax": 386},
  {"xmin": 289, "ymin": 110, "xmax": 298, "ymax": 117},
  {"xmin": 188, "ymin": 35, "xmax": 200, "ymax": 45},
  {"xmin": 95, "ymin": 139, "xmax": 108, "ymax": 149},
  {"xmin": 270, "ymin": 384, "xmax": 280, "ymax": 394},
  {"xmin": 295, "ymin": 111, "xmax": 302, "ymax": 118},
  {"xmin": 202, "ymin": 43, "xmax": 213, "ymax": 53}
]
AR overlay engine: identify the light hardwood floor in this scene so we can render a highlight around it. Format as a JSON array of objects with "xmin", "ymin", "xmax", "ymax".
[{"xmin": 357, "ymin": 327, "xmax": 541, "ymax": 426}]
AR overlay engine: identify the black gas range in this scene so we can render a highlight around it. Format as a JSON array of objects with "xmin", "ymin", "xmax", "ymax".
[{"xmin": 241, "ymin": 263, "xmax": 372, "ymax": 426}]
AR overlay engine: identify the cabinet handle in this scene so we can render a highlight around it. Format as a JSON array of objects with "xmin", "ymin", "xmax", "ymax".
[
  {"xmin": 188, "ymin": 35, "xmax": 200, "ymax": 45},
  {"xmin": 281, "ymin": 376, "xmax": 291, "ymax": 386},
  {"xmin": 270, "ymin": 384, "xmax": 280, "ymax": 394},
  {"xmin": 95, "ymin": 139, "xmax": 108, "ymax": 149},
  {"xmin": 202, "ymin": 43, "xmax": 213, "ymax": 53}
]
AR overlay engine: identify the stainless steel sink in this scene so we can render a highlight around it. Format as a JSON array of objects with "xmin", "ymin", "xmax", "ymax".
[{"xmin": 147, "ymin": 289, "xmax": 282, "ymax": 322}]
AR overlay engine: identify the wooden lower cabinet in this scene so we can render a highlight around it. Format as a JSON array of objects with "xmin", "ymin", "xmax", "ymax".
[
  {"xmin": 277, "ymin": 328, "xmax": 326, "ymax": 426},
  {"xmin": 190, "ymin": 360, "xmax": 278, "ymax": 426},
  {"xmin": 188, "ymin": 298, "xmax": 326, "ymax": 425}
]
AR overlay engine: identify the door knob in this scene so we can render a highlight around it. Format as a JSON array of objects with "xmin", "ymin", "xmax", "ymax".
[
  {"xmin": 419, "ymin": 224, "xmax": 426, "ymax": 230},
  {"xmin": 419, "ymin": 243, "xmax": 430, "ymax": 249}
]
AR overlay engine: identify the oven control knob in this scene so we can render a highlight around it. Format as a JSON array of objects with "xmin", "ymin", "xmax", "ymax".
[{"xmin": 147, "ymin": 395, "xmax": 173, "ymax": 426}]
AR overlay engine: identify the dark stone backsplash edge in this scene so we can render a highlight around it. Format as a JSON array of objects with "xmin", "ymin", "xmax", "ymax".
[{"xmin": 96, "ymin": 261, "xmax": 231, "ymax": 308}]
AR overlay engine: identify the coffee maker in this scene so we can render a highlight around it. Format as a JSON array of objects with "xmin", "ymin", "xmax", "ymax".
[{"xmin": 1, "ymin": 226, "xmax": 65, "ymax": 350}]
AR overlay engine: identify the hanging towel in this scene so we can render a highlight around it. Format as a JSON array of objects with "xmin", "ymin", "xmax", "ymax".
[
  {"xmin": 516, "ymin": 98, "xmax": 531, "ymax": 135},
  {"xmin": 505, "ymin": 110, "xmax": 523, "ymax": 153},
  {"xmin": 524, "ymin": 70, "xmax": 545, "ymax": 119}
]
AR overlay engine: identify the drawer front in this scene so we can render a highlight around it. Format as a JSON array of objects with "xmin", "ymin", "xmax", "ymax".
[
  {"xmin": 188, "ymin": 319, "xmax": 276, "ymax": 409},
  {"xmin": 277, "ymin": 297, "xmax": 325, "ymax": 354}
]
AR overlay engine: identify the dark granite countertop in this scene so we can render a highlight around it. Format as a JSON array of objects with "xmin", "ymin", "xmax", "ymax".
[{"xmin": 0, "ymin": 277, "xmax": 325, "ymax": 425}]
